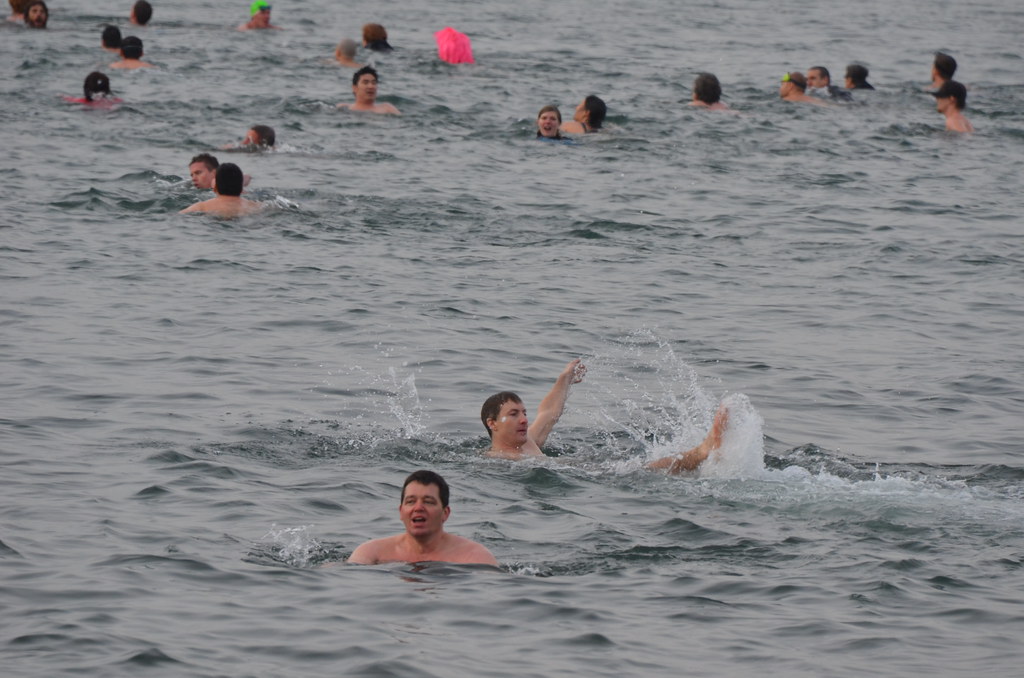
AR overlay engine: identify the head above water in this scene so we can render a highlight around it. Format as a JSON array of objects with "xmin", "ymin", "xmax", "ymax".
[
  {"xmin": 931, "ymin": 80, "xmax": 967, "ymax": 110},
  {"xmin": 24, "ymin": 0, "xmax": 47, "ymax": 28},
  {"xmin": 933, "ymin": 52, "xmax": 957, "ymax": 81},
  {"xmin": 845, "ymin": 63, "xmax": 871, "ymax": 88},
  {"xmin": 401, "ymin": 470, "xmax": 449, "ymax": 509},
  {"xmin": 693, "ymin": 72, "xmax": 722, "ymax": 104},
  {"xmin": 336, "ymin": 38, "xmax": 357, "ymax": 59},
  {"xmin": 352, "ymin": 64, "xmax": 378, "ymax": 87},
  {"xmin": 214, "ymin": 163, "xmax": 244, "ymax": 196},
  {"xmin": 782, "ymin": 71, "xmax": 807, "ymax": 91},
  {"xmin": 120, "ymin": 35, "xmax": 143, "ymax": 59},
  {"xmin": 249, "ymin": 0, "xmax": 270, "ymax": 16},
  {"xmin": 131, "ymin": 0, "xmax": 152, "ymax": 25},
  {"xmin": 362, "ymin": 22, "xmax": 387, "ymax": 44},
  {"xmin": 102, "ymin": 25, "xmax": 122, "ymax": 48},
  {"xmin": 83, "ymin": 71, "xmax": 111, "ymax": 101},
  {"xmin": 248, "ymin": 124, "xmax": 275, "ymax": 147},
  {"xmin": 190, "ymin": 153, "xmax": 219, "ymax": 172},
  {"xmin": 481, "ymin": 391, "xmax": 523, "ymax": 438},
  {"xmin": 580, "ymin": 95, "xmax": 607, "ymax": 129}
]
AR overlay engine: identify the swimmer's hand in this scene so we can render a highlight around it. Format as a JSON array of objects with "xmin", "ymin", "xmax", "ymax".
[{"xmin": 563, "ymin": 358, "xmax": 586, "ymax": 384}]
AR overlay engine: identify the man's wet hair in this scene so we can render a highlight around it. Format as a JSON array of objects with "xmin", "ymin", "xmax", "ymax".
[
  {"xmin": 83, "ymin": 71, "xmax": 111, "ymax": 101},
  {"xmin": 101, "ymin": 25, "xmax": 122, "ymax": 48},
  {"xmin": 121, "ymin": 35, "xmax": 143, "ymax": 59},
  {"xmin": 845, "ymin": 63, "xmax": 872, "ymax": 88},
  {"xmin": 481, "ymin": 391, "xmax": 522, "ymax": 438},
  {"xmin": 583, "ymin": 95, "xmax": 607, "ymax": 129},
  {"xmin": 214, "ymin": 163, "xmax": 244, "ymax": 196},
  {"xmin": 932, "ymin": 80, "xmax": 967, "ymax": 110},
  {"xmin": 809, "ymin": 66, "xmax": 831, "ymax": 84},
  {"xmin": 337, "ymin": 38, "xmax": 357, "ymax": 59},
  {"xmin": 693, "ymin": 73, "xmax": 722, "ymax": 104},
  {"xmin": 785, "ymin": 71, "xmax": 807, "ymax": 91},
  {"xmin": 190, "ymin": 153, "xmax": 219, "ymax": 171},
  {"xmin": 401, "ymin": 470, "xmax": 450, "ymax": 508},
  {"xmin": 352, "ymin": 65, "xmax": 379, "ymax": 87},
  {"xmin": 250, "ymin": 124, "xmax": 275, "ymax": 147},
  {"xmin": 934, "ymin": 52, "xmax": 957, "ymax": 81},
  {"xmin": 132, "ymin": 0, "xmax": 152, "ymax": 25}
]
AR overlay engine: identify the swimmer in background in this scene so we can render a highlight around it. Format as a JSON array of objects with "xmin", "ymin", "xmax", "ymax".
[
  {"xmin": 101, "ymin": 25, "xmax": 122, "ymax": 52},
  {"xmin": 806, "ymin": 66, "xmax": 853, "ymax": 102},
  {"xmin": 222, "ymin": 124, "xmax": 276, "ymax": 150},
  {"xmin": 334, "ymin": 38, "xmax": 363, "ymax": 68},
  {"xmin": 779, "ymin": 71, "xmax": 829, "ymax": 106},
  {"xmin": 688, "ymin": 73, "xmax": 731, "ymax": 111},
  {"xmin": 348, "ymin": 470, "xmax": 499, "ymax": 566},
  {"xmin": 481, "ymin": 359, "xmax": 730, "ymax": 473},
  {"xmin": 932, "ymin": 80, "xmax": 973, "ymax": 133},
  {"xmin": 238, "ymin": 0, "xmax": 281, "ymax": 31},
  {"xmin": 844, "ymin": 64, "xmax": 874, "ymax": 90},
  {"xmin": 7, "ymin": 0, "xmax": 28, "ymax": 22},
  {"xmin": 930, "ymin": 52, "xmax": 956, "ymax": 90},
  {"xmin": 536, "ymin": 105, "xmax": 564, "ymax": 140},
  {"xmin": 337, "ymin": 66, "xmax": 400, "ymax": 115},
  {"xmin": 62, "ymin": 71, "xmax": 122, "ymax": 106},
  {"xmin": 110, "ymin": 36, "xmax": 155, "ymax": 69},
  {"xmin": 22, "ymin": 0, "xmax": 46, "ymax": 28},
  {"xmin": 560, "ymin": 95, "xmax": 606, "ymax": 134},
  {"xmin": 129, "ymin": 0, "xmax": 151, "ymax": 26},
  {"xmin": 180, "ymin": 163, "xmax": 262, "ymax": 217},
  {"xmin": 188, "ymin": 153, "xmax": 252, "ymax": 189},
  {"xmin": 362, "ymin": 22, "xmax": 393, "ymax": 52}
]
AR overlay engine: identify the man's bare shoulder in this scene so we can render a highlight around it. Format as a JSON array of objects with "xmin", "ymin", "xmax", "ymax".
[
  {"xmin": 180, "ymin": 196, "xmax": 262, "ymax": 217},
  {"xmin": 445, "ymin": 535, "xmax": 499, "ymax": 566},
  {"xmin": 347, "ymin": 535, "xmax": 400, "ymax": 564}
]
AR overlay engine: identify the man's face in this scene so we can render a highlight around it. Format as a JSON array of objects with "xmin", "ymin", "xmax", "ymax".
[
  {"xmin": 489, "ymin": 399, "xmax": 529, "ymax": 445},
  {"xmin": 26, "ymin": 4, "xmax": 47, "ymax": 27},
  {"xmin": 252, "ymin": 8, "xmax": 271, "ymax": 28},
  {"xmin": 806, "ymin": 69, "xmax": 828, "ymax": 89},
  {"xmin": 400, "ymin": 481, "xmax": 449, "ymax": 538},
  {"xmin": 353, "ymin": 73, "xmax": 378, "ymax": 101},
  {"xmin": 189, "ymin": 162, "xmax": 215, "ymax": 189}
]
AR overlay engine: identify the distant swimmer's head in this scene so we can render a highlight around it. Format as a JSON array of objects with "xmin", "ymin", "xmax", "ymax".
[
  {"xmin": 336, "ymin": 38, "xmax": 358, "ymax": 60},
  {"xmin": 120, "ymin": 35, "xmax": 143, "ymax": 59},
  {"xmin": 844, "ymin": 63, "xmax": 872, "ymax": 90},
  {"xmin": 248, "ymin": 0, "xmax": 271, "ymax": 28},
  {"xmin": 780, "ymin": 71, "xmax": 807, "ymax": 96},
  {"xmin": 481, "ymin": 391, "xmax": 523, "ymax": 438},
  {"xmin": 352, "ymin": 65, "xmax": 380, "ymax": 100},
  {"xmin": 693, "ymin": 73, "xmax": 722, "ymax": 105},
  {"xmin": 932, "ymin": 80, "xmax": 967, "ymax": 111},
  {"xmin": 933, "ymin": 52, "xmax": 957, "ymax": 82},
  {"xmin": 401, "ymin": 470, "xmax": 450, "ymax": 509},
  {"xmin": 24, "ymin": 0, "xmax": 47, "ymax": 28},
  {"xmin": 83, "ymin": 71, "xmax": 111, "ymax": 102},
  {"xmin": 130, "ymin": 0, "xmax": 152, "ymax": 26},
  {"xmin": 189, "ymin": 153, "xmax": 219, "ymax": 190},
  {"xmin": 536, "ymin": 105, "xmax": 562, "ymax": 138},
  {"xmin": 245, "ymin": 124, "xmax": 276, "ymax": 148},
  {"xmin": 214, "ymin": 163, "xmax": 244, "ymax": 197},
  {"xmin": 9, "ymin": 0, "xmax": 30, "ymax": 16},
  {"xmin": 806, "ymin": 66, "xmax": 831, "ymax": 89},
  {"xmin": 575, "ymin": 95, "xmax": 606, "ymax": 130},
  {"xmin": 101, "ymin": 25, "xmax": 122, "ymax": 49},
  {"xmin": 362, "ymin": 22, "xmax": 392, "ymax": 51}
]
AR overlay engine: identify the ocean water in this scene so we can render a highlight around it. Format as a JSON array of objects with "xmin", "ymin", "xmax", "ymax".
[{"xmin": 2, "ymin": 0, "xmax": 1023, "ymax": 675}]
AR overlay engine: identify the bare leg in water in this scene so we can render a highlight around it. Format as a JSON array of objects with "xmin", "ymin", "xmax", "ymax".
[{"xmin": 647, "ymin": 404, "xmax": 729, "ymax": 474}]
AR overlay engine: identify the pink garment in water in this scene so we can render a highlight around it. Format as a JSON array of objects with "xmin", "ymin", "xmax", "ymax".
[{"xmin": 434, "ymin": 27, "xmax": 474, "ymax": 64}]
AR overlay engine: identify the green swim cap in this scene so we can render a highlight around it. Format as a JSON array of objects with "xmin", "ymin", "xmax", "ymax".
[{"xmin": 250, "ymin": 0, "xmax": 270, "ymax": 16}]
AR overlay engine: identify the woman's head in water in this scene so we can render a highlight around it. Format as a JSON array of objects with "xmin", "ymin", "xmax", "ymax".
[
  {"xmin": 24, "ymin": 0, "xmax": 47, "ymax": 28},
  {"xmin": 693, "ymin": 73, "xmax": 722, "ymax": 105},
  {"xmin": 536, "ymin": 105, "xmax": 562, "ymax": 138},
  {"xmin": 574, "ymin": 95, "xmax": 607, "ymax": 130},
  {"xmin": 83, "ymin": 72, "xmax": 111, "ymax": 101}
]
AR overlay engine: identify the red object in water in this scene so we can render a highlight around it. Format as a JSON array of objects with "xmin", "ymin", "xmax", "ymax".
[{"xmin": 434, "ymin": 26, "xmax": 474, "ymax": 64}]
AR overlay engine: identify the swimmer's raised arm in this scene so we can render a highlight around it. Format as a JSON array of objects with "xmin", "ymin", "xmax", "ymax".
[{"xmin": 528, "ymin": 358, "xmax": 586, "ymax": 449}]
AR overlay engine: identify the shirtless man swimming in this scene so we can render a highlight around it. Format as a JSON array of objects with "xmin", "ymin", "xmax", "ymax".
[
  {"xmin": 180, "ymin": 163, "xmax": 262, "ymax": 217},
  {"xmin": 482, "ymin": 359, "xmax": 729, "ymax": 473},
  {"xmin": 779, "ymin": 71, "xmax": 830, "ymax": 107},
  {"xmin": 337, "ymin": 66, "xmax": 400, "ymax": 115},
  {"xmin": 932, "ymin": 80, "xmax": 974, "ymax": 133},
  {"xmin": 348, "ymin": 470, "xmax": 498, "ymax": 566}
]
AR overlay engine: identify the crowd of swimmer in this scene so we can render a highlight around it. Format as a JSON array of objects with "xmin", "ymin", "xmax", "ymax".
[{"xmin": 16, "ymin": 0, "xmax": 975, "ymax": 218}]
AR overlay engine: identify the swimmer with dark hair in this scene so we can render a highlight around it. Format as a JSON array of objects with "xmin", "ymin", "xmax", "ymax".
[
  {"xmin": 337, "ymin": 65, "xmax": 400, "ymax": 115},
  {"xmin": 23, "ymin": 0, "xmax": 46, "ymax": 28},
  {"xmin": 362, "ymin": 23, "xmax": 392, "ymax": 52},
  {"xmin": 844, "ymin": 64, "xmax": 874, "ymax": 90},
  {"xmin": 931, "ymin": 52, "xmax": 957, "ymax": 89},
  {"xmin": 130, "ymin": 0, "xmax": 151, "ymax": 26},
  {"xmin": 560, "ymin": 95, "xmax": 606, "ymax": 134},
  {"xmin": 111, "ymin": 36, "xmax": 155, "ymax": 69},
  {"xmin": 101, "ymin": 25, "xmax": 122, "ymax": 51},
  {"xmin": 223, "ymin": 124, "xmax": 276, "ymax": 150},
  {"xmin": 779, "ymin": 71, "xmax": 830, "ymax": 106},
  {"xmin": 932, "ymin": 80, "xmax": 973, "ymax": 133},
  {"xmin": 689, "ymin": 73, "xmax": 731, "ymax": 110},
  {"xmin": 180, "ymin": 163, "xmax": 262, "ymax": 217},
  {"xmin": 62, "ymin": 72, "xmax": 123, "ymax": 107}
]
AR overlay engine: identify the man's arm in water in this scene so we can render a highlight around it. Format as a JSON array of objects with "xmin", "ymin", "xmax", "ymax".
[{"xmin": 528, "ymin": 358, "xmax": 586, "ymax": 449}]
